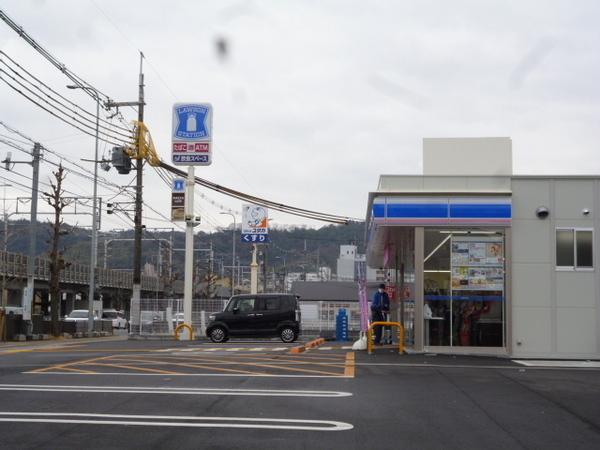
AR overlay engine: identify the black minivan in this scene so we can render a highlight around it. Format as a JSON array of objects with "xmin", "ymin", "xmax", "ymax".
[{"xmin": 206, "ymin": 294, "xmax": 301, "ymax": 343}]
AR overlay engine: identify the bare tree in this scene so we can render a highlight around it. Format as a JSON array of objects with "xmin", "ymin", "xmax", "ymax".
[{"xmin": 43, "ymin": 164, "xmax": 71, "ymax": 337}]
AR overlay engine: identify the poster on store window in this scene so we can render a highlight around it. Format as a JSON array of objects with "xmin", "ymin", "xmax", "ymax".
[
  {"xmin": 452, "ymin": 266, "xmax": 503, "ymax": 291},
  {"xmin": 451, "ymin": 240, "xmax": 503, "ymax": 267}
]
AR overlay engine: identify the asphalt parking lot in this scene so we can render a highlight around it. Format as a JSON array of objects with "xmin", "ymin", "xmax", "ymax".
[{"xmin": 0, "ymin": 337, "xmax": 599, "ymax": 449}]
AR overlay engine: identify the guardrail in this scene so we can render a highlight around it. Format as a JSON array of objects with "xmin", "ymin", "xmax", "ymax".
[
  {"xmin": 367, "ymin": 321, "xmax": 405, "ymax": 354},
  {"xmin": 0, "ymin": 249, "xmax": 162, "ymax": 292}
]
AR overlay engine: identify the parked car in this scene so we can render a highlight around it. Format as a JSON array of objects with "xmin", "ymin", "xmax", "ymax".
[
  {"xmin": 206, "ymin": 294, "xmax": 301, "ymax": 343},
  {"xmin": 102, "ymin": 309, "xmax": 128, "ymax": 329},
  {"xmin": 172, "ymin": 312, "xmax": 185, "ymax": 327},
  {"xmin": 140, "ymin": 311, "xmax": 161, "ymax": 332},
  {"xmin": 64, "ymin": 309, "xmax": 97, "ymax": 322}
]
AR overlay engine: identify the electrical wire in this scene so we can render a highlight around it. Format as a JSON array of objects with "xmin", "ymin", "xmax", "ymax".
[
  {"xmin": 0, "ymin": 65, "xmax": 132, "ymax": 143},
  {"xmin": 0, "ymin": 51, "xmax": 133, "ymax": 134},
  {"xmin": 158, "ymin": 161, "xmax": 359, "ymax": 224}
]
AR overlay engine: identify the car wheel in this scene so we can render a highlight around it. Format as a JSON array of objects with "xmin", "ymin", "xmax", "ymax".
[
  {"xmin": 279, "ymin": 327, "xmax": 297, "ymax": 343},
  {"xmin": 209, "ymin": 326, "xmax": 227, "ymax": 343}
]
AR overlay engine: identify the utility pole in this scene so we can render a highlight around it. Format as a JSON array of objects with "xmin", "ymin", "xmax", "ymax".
[
  {"xmin": 23, "ymin": 142, "xmax": 41, "ymax": 324},
  {"xmin": 262, "ymin": 246, "xmax": 267, "ymax": 293},
  {"xmin": 1, "ymin": 183, "xmax": 11, "ymax": 307},
  {"xmin": 133, "ymin": 53, "xmax": 145, "ymax": 317}
]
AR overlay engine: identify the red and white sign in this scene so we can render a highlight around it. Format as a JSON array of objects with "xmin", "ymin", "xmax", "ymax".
[{"xmin": 172, "ymin": 142, "xmax": 211, "ymax": 153}]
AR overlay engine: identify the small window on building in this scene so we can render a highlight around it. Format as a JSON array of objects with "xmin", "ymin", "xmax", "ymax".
[{"xmin": 556, "ymin": 228, "xmax": 593, "ymax": 269}]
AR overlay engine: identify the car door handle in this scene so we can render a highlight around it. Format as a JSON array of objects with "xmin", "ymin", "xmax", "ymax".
[
  {"xmin": 254, "ymin": 313, "xmax": 263, "ymax": 317},
  {"xmin": 247, "ymin": 313, "xmax": 255, "ymax": 317}
]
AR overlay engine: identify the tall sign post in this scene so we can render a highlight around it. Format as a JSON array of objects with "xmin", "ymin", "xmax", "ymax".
[
  {"xmin": 172, "ymin": 103, "xmax": 212, "ymax": 340},
  {"xmin": 241, "ymin": 204, "xmax": 269, "ymax": 294}
]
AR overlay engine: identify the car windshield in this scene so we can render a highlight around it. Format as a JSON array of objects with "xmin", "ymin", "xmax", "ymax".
[
  {"xmin": 103, "ymin": 311, "xmax": 118, "ymax": 319},
  {"xmin": 69, "ymin": 311, "xmax": 88, "ymax": 318}
]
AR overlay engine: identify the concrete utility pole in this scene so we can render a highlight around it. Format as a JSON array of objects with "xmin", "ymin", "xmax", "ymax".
[
  {"xmin": 132, "ymin": 53, "xmax": 145, "ymax": 318},
  {"xmin": 1, "ymin": 183, "xmax": 11, "ymax": 307},
  {"xmin": 219, "ymin": 212, "xmax": 236, "ymax": 295},
  {"xmin": 23, "ymin": 142, "xmax": 41, "ymax": 324}
]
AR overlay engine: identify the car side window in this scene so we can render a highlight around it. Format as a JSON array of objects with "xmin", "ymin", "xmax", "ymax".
[
  {"xmin": 237, "ymin": 298, "xmax": 255, "ymax": 313},
  {"xmin": 264, "ymin": 298, "xmax": 280, "ymax": 311}
]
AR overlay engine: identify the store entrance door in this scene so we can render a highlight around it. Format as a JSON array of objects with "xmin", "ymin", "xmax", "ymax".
[{"xmin": 424, "ymin": 229, "xmax": 505, "ymax": 348}]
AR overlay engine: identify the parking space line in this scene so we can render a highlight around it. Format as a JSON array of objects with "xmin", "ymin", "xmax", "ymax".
[
  {"xmin": 139, "ymin": 353, "xmax": 347, "ymax": 369},
  {"xmin": 0, "ymin": 384, "xmax": 353, "ymax": 398},
  {"xmin": 29, "ymin": 355, "xmax": 115, "ymax": 373},
  {"xmin": 89, "ymin": 362, "xmax": 181, "ymax": 375},
  {"xmin": 107, "ymin": 357, "xmax": 265, "ymax": 376},
  {"xmin": 0, "ymin": 412, "xmax": 354, "ymax": 431}
]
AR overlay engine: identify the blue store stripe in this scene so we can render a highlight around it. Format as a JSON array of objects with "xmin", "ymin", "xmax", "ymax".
[
  {"xmin": 449, "ymin": 203, "xmax": 511, "ymax": 219},
  {"xmin": 387, "ymin": 203, "xmax": 448, "ymax": 218}
]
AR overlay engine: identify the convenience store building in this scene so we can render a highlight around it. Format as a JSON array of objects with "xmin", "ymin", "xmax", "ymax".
[{"xmin": 366, "ymin": 137, "xmax": 600, "ymax": 359}]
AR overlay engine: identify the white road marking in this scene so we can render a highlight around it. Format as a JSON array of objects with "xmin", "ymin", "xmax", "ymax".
[
  {"xmin": 248, "ymin": 348, "xmax": 266, "ymax": 352},
  {"xmin": 225, "ymin": 348, "xmax": 244, "ymax": 352},
  {"xmin": 513, "ymin": 360, "xmax": 600, "ymax": 368},
  {"xmin": 25, "ymin": 372, "xmax": 352, "ymax": 378},
  {"xmin": 0, "ymin": 412, "xmax": 353, "ymax": 431},
  {"xmin": 0, "ymin": 384, "xmax": 352, "ymax": 398},
  {"xmin": 341, "ymin": 346, "xmax": 352, "ymax": 350},
  {"xmin": 318, "ymin": 347, "xmax": 333, "ymax": 350}
]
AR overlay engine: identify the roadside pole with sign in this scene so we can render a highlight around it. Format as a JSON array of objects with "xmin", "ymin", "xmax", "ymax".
[
  {"xmin": 241, "ymin": 204, "xmax": 269, "ymax": 294},
  {"xmin": 172, "ymin": 103, "xmax": 212, "ymax": 340}
]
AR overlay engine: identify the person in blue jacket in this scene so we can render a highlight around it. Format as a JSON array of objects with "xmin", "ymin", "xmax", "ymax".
[{"xmin": 371, "ymin": 283, "xmax": 390, "ymax": 345}]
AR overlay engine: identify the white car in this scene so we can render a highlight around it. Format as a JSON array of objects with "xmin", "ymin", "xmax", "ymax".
[
  {"xmin": 64, "ymin": 310, "xmax": 97, "ymax": 322},
  {"xmin": 102, "ymin": 309, "xmax": 128, "ymax": 329}
]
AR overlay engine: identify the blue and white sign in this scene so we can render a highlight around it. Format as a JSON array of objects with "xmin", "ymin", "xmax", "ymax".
[
  {"xmin": 241, "ymin": 204, "xmax": 269, "ymax": 244},
  {"xmin": 173, "ymin": 104, "xmax": 211, "ymax": 141},
  {"xmin": 241, "ymin": 234, "xmax": 270, "ymax": 243},
  {"xmin": 172, "ymin": 178, "xmax": 185, "ymax": 193},
  {"xmin": 172, "ymin": 103, "xmax": 213, "ymax": 166}
]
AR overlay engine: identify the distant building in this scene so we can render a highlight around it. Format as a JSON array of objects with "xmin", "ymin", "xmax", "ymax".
[{"xmin": 336, "ymin": 245, "xmax": 379, "ymax": 281}]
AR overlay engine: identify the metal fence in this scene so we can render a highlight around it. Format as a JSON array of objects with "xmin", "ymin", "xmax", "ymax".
[
  {"xmin": 130, "ymin": 298, "xmax": 227, "ymax": 337},
  {"xmin": 129, "ymin": 297, "xmax": 362, "ymax": 338}
]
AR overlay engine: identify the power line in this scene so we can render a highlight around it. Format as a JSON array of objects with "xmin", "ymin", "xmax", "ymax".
[
  {"xmin": 158, "ymin": 161, "xmax": 360, "ymax": 224},
  {"xmin": 0, "ymin": 50, "xmax": 133, "ymax": 134},
  {"xmin": 0, "ymin": 63, "xmax": 132, "ymax": 143}
]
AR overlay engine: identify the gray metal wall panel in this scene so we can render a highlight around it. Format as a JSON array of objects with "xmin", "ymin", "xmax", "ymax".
[
  {"xmin": 511, "ymin": 219, "xmax": 551, "ymax": 264},
  {"xmin": 556, "ymin": 272, "xmax": 596, "ymax": 308},
  {"xmin": 512, "ymin": 263, "xmax": 552, "ymax": 307},
  {"xmin": 555, "ymin": 180, "xmax": 595, "ymax": 219}
]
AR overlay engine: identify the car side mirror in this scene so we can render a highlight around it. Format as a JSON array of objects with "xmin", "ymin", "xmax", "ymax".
[{"xmin": 233, "ymin": 307, "xmax": 239, "ymax": 314}]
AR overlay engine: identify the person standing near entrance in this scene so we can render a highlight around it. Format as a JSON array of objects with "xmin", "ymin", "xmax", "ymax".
[{"xmin": 371, "ymin": 283, "xmax": 390, "ymax": 345}]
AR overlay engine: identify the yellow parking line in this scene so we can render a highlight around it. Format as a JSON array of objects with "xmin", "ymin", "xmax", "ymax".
[
  {"xmin": 88, "ymin": 362, "xmax": 181, "ymax": 375},
  {"xmin": 29, "ymin": 355, "xmax": 114, "ymax": 373},
  {"xmin": 344, "ymin": 352, "xmax": 355, "ymax": 378},
  {"xmin": 55, "ymin": 366, "xmax": 98, "ymax": 374},
  {"xmin": 134, "ymin": 354, "xmax": 347, "ymax": 369},
  {"xmin": 105, "ymin": 357, "xmax": 266, "ymax": 376}
]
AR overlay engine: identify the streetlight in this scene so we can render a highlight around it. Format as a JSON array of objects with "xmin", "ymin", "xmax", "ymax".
[
  {"xmin": 219, "ymin": 212, "xmax": 236, "ymax": 295},
  {"xmin": 67, "ymin": 84, "xmax": 100, "ymax": 334}
]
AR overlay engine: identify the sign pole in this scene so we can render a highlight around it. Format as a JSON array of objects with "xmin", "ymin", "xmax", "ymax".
[
  {"xmin": 183, "ymin": 165, "xmax": 195, "ymax": 340},
  {"xmin": 250, "ymin": 244, "xmax": 258, "ymax": 294}
]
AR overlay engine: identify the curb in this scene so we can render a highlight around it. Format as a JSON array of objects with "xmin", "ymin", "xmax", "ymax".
[{"xmin": 290, "ymin": 337, "xmax": 325, "ymax": 354}]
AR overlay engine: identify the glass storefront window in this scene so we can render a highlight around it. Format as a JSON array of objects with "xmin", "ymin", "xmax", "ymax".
[{"xmin": 424, "ymin": 229, "xmax": 505, "ymax": 348}]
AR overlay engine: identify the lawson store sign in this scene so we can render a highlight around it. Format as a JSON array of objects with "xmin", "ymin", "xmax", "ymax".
[{"xmin": 371, "ymin": 196, "xmax": 512, "ymax": 226}]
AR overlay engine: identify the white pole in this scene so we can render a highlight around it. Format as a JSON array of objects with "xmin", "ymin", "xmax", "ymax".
[
  {"xmin": 250, "ymin": 244, "xmax": 258, "ymax": 294},
  {"xmin": 183, "ymin": 166, "xmax": 195, "ymax": 340}
]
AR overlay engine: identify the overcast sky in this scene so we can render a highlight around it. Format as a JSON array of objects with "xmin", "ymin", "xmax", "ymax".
[{"xmin": 1, "ymin": 0, "xmax": 600, "ymax": 233}]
